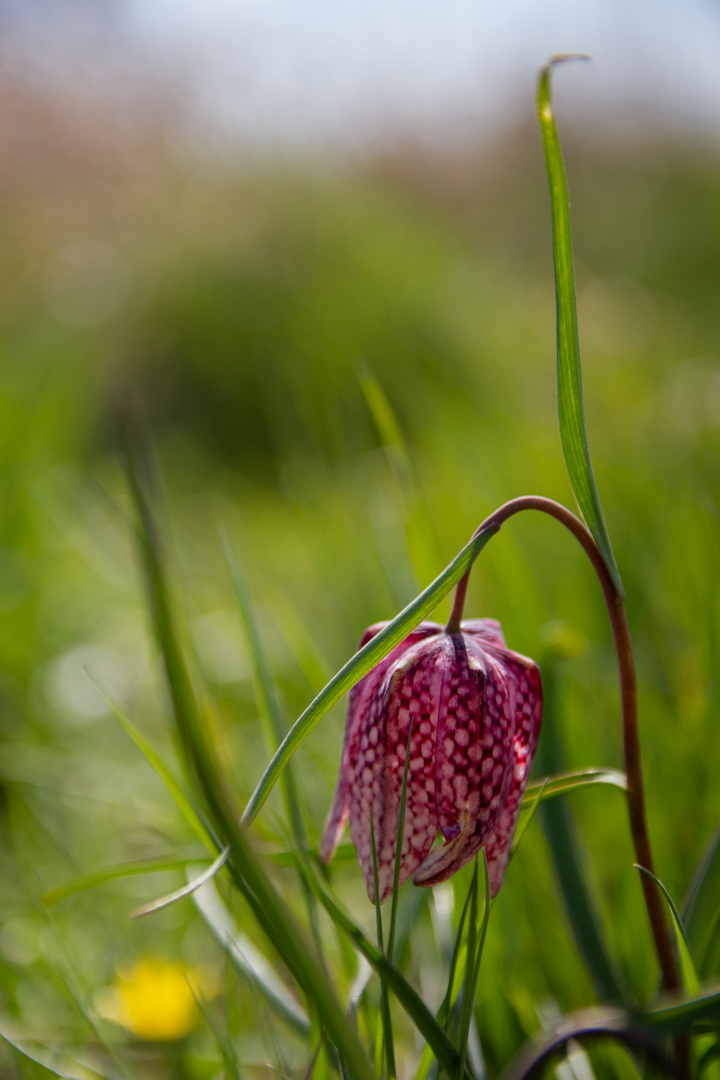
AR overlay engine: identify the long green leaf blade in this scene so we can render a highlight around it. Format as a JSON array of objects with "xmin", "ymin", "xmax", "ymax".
[
  {"xmin": 120, "ymin": 415, "xmax": 375, "ymax": 1080},
  {"xmin": 242, "ymin": 524, "xmax": 499, "ymax": 826},
  {"xmin": 537, "ymin": 56, "xmax": 622, "ymax": 595}
]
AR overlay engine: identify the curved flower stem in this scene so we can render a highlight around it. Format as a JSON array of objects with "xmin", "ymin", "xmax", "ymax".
[{"xmin": 447, "ymin": 495, "xmax": 681, "ymax": 1000}]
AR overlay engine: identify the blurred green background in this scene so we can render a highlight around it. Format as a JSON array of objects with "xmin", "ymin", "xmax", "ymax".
[{"xmin": 0, "ymin": 67, "xmax": 719, "ymax": 1079}]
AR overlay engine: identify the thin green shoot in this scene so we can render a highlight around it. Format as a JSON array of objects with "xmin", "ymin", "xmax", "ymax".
[
  {"xmin": 188, "ymin": 975, "xmax": 243, "ymax": 1080},
  {"xmin": 388, "ymin": 715, "xmax": 415, "ymax": 965},
  {"xmin": 371, "ymin": 812, "xmax": 396, "ymax": 1080},
  {"xmin": 458, "ymin": 853, "xmax": 491, "ymax": 1080},
  {"xmin": 43, "ymin": 855, "xmax": 203, "ymax": 907}
]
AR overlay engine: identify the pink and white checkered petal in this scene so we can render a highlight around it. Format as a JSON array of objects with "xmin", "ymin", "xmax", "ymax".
[
  {"xmin": 435, "ymin": 638, "xmax": 514, "ymax": 846},
  {"xmin": 346, "ymin": 682, "xmax": 391, "ymax": 900},
  {"xmin": 414, "ymin": 639, "xmax": 515, "ymax": 888},
  {"xmin": 481, "ymin": 654, "xmax": 542, "ymax": 896},
  {"xmin": 358, "ymin": 636, "xmax": 445, "ymax": 903},
  {"xmin": 319, "ymin": 621, "xmax": 441, "ymax": 865}
]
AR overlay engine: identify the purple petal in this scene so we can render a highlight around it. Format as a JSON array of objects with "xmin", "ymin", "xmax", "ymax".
[
  {"xmin": 482, "ymin": 656, "xmax": 542, "ymax": 896},
  {"xmin": 413, "ymin": 635, "xmax": 515, "ymax": 889},
  {"xmin": 319, "ymin": 621, "xmax": 441, "ymax": 866},
  {"xmin": 349, "ymin": 636, "xmax": 446, "ymax": 902}
]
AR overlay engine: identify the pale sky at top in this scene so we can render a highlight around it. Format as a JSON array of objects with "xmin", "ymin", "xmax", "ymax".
[{"xmin": 10, "ymin": 0, "xmax": 720, "ymax": 151}]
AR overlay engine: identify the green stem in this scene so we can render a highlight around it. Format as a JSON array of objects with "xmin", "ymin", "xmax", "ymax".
[{"xmin": 448, "ymin": 495, "xmax": 681, "ymax": 1000}]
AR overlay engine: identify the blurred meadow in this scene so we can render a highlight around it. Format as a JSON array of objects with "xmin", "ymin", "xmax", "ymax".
[{"xmin": 0, "ymin": 24, "xmax": 720, "ymax": 1080}]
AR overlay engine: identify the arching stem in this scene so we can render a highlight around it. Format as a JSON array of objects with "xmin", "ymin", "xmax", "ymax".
[{"xmin": 446, "ymin": 495, "xmax": 681, "ymax": 999}]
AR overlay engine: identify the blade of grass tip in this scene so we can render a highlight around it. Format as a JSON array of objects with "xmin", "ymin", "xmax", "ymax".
[
  {"xmin": 537, "ymin": 55, "xmax": 622, "ymax": 595},
  {"xmin": 523, "ymin": 768, "xmax": 628, "ymax": 803},
  {"xmin": 193, "ymin": 878, "xmax": 310, "ymax": 1037},
  {"xmin": 130, "ymin": 846, "xmax": 230, "ymax": 918},
  {"xmin": 43, "ymin": 855, "xmax": 198, "ymax": 908},
  {"xmin": 121, "ymin": 416, "xmax": 375, "ymax": 1080},
  {"xmin": 439, "ymin": 884, "xmax": 474, "ymax": 1034},
  {"xmin": 242, "ymin": 524, "xmax": 499, "ymax": 828},
  {"xmin": 635, "ymin": 867, "xmax": 700, "ymax": 995},
  {"xmin": 458, "ymin": 859, "xmax": 479, "ymax": 1080},
  {"xmin": 371, "ymin": 813, "xmax": 396, "ymax": 1080},
  {"xmin": 85, "ymin": 673, "xmax": 219, "ymax": 853},
  {"xmin": 388, "ymin": 716, "xmax": 414, "ymax": 965},
  {"xmin": 291, "ymin": 848, "xmax": 464, "ymax": 1079}
]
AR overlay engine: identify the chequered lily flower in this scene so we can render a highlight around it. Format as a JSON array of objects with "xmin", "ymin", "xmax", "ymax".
[{"xmin": 320, "ymin": 619, "xmax": 542, "ymax": 903}]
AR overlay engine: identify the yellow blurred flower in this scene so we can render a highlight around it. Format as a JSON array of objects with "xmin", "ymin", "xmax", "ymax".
[{"xmin": 111, "ymin": 957, "xmax": 200, "ymax": 1041}]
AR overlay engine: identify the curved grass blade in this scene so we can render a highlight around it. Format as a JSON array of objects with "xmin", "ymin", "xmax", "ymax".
[
  {"xmin": 43, "ymin": 856, "xmax": 198, "ymax": 907},
  {"xmin": 524, "ymin": 768, "xmax": 627, "ymax": 803},
  {"xmin": 130, "ymin": 847, "xmax": 231, "ymax": 918},
  {"xmin": 87, "ymin": 674, "xmax": 218, "ymax": 852},
  {"xmin": 635, "ymin": 867, "xmax": 699, "ymax": 995},
  {"xmin": 242, "ymin": 524, "xmax": 499, "ymax": 827},
  {"xmin": 537, "ymin": 56, "xmax": 622, "ymax": 595},
  {"xmin": 0, "ymin": 1024, "xmax": 115, "ymax": 1080},
  {"xmin": 683, "ymin": 818, "xmax": 720, "ymax": 976},
  {"xmin": 121, "ymin": 415, "xmax": 375, "ymax": 1080},
  {"xmin": 193, "ymin": 878, "xmax": 310, "ymax": 1037}
]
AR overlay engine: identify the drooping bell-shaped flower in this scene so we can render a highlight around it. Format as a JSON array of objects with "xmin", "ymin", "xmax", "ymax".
[{"xmin": 320, "ymin": 619, "xmax": 542, "ymax": 903}]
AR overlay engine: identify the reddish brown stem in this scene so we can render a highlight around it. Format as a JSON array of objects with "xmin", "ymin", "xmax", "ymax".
[{"xmin": 446, "ymin": 496, "xmax": 681, "ymax": 999}]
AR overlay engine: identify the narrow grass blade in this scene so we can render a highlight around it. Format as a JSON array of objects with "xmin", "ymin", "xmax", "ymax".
[
  {"xmin": 0, "ymin": 1025, "xmax": 115, "ymax": 1080},
  {"xmin": 524, "ymin": 768, "xmax": 627, "ymax": 803},
  {"xmin": 683, "ymin": 818, "xmax": 720, "ymax": 976},
  {"xmin": 120, "ymin": 416, "xmax": 375, "ymax": 1080},
  {"xmin": 635, "ymin": 866, "xmax": 700, "ymax": 994},
  {"xmin": 388, "ymin": 716, "xmax": 414, "ymax": 964},
  {"xmin": 358, "ymin": 361, "xmax": 440, "ymax": 587},
  {"xmin": 293, "ymin": 852, "xmax": 465, "ymax": 1078},
  {"xmin": 221, "ymin": 527, "xmax": 307, "ymax": 847},
  {"xmin": 242, "ymin": 524, "xmax": 499, "ymax": 827},
  {"xmin": 222, "ymin": 528, "xmax": 324, "ymax": 953},
  {"xmin": 458, "ymin": 860, "xmax": 479, "ymax": 1080},
  {"xmin": 439, "ymin": 885, "xmax": 474, "ymax": 1033},
  {"xmin": 189, "ymin": 977, "xmax": 243, "ymax": 1080},
  {"xmin": 130, "ymin": 846, "xmax": 230, "ymax": 918},
  {"xmin": 193, "ymin": 878, "xmax": 310, "ymax": 1036},
  {"xmin": 537, "ymin": 56, "xmax": 622, "ymax": 594},
  {"xmin": 87, "ymin": 674, "xmax": 218, "ymax": 852},
  {"xmin": 458, "ymin": 855, "xmax": 491, "ymax": 1080},
  {"xmin": 535, "ymin": 658, "xmax": 629, "ymax": 1005},
  {"xmin": 43, "ymin": 856, "xmax": 199, "ymax": 907},
  {"xmin": 371, "ymin": 813, "xmax": 396, "ymax": 1079}
]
